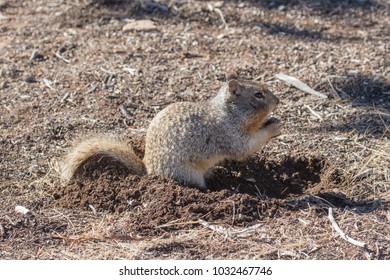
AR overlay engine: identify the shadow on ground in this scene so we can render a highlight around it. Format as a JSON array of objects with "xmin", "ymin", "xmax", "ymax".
[
  {"xmin": 208, "ymin": 155, "xmax": 383, "ymax": 213},
  {"xmin": 286, "ymin": 193, "xmax": 386, "ymax": 213},
  {"xmin": 328, "ymin": 73, "xmax": 390, "ymax": 106},
  {"xmin": 306, "ymin": 73, "xmax": 390, "ymax": 137},
  {"xmin": 235, "ymin": 0, "xmax": 382, "ymax": 13},
  {"xmin": 208, "ymin": 156, "xmax": 328, "ymax": 198},
  {"xmin": 99, "ymin": 0, "xmax": 383, "ymax": 14},
  {"xmin": 306, "ymin": 111, "xmax": 389, "ymax": 137}
]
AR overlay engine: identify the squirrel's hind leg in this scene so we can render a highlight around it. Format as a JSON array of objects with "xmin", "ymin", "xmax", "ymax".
[{"xmin": 171, "ymin": 167, "xmax": 207, "ymax": 190}]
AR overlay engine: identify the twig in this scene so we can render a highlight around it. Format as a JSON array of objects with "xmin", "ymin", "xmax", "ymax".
[
  {"xmin": 5, "ymin": 215, "xmax": 17, "ymax": 226},
  {"xmin": 312, "ymin": 195, "xmax": 336, "ymax": 208},
  {"xmin": 199, "ymin": 219, "xmax": 262, "ymax": 238},
  {"xmin": 214, "ymin": 8, "xmax": 229, "ymax": 30},
  {"xmin": 304, "ymin": 104, "xmax": 323, "ymax": 121},
  {"xmin": 275, "ymin": 73, "xmax": 328, "ymax": 99},
  {"xmin": 86, "ymin": 84, "xmax": 98, "ymax": 94},
  {"xmin": 61, "ymin": 92, "xmax": 70, "ymax": 103},
  {"xmin": 231, "ymin": 200, "xmax": 236, "ymax": 226},
  {"xmin": 88, "ymin": 205, "xmax": 97, "ymax": 216},
  {"xmin": 81, "ymin": 116, "xmax": 98, "ymax": 123},
  {"xmin": 328, "ymin": 208, "xmax": 366, "ymax": 248},
  {"xmin": 326, "ymin": 76, "xmax": 341, "ymax": 100},
  {"xmin": 157, "ymin": 220, "xmax": 200, "ymax": 228},
  {"xmin": 122, "ymin": 67, "xmax": 137, "ymax": 75},
  {"xmin": 3, "ymin": 104, "xmax": 12, "ymax": 112},
  {"xmin": 100, "ymin": 67, "xmax": 116, "ymax": 75},
  {"xmin": 51, "ymin": 232, "xmax": 144, "ymax": 242},
  {"xmin": 119, "ymin": 104, "xmax": 133, "ymax": 118},
  {"xmin": 42, "ymin": 78, "xmax": 55, "ymax": 90},
  {"xmin": 253, "ymin": 73, "xmax": 266, "ymax": 81},
  {"xmin": 353, "ymin": 140, "xmax": 389, "ymax": 156},
  {"xmin": 104, "ymin": 74, "xmax": 114, "ymax": 85},
  {"xmin": 124, "ymin": 122, "xmax": 146, "ymax": 132},
  {"xmin": 0, "ymin": 12, "xmax": 7, "ymax": 20},
  {"xmin": 54, "ymin": 52, "xmax": 71, "ymax": 63},
  {"xmin": 233, "ymin": 224, "xmax": 262, "ymax": 238},
  {"xmin": 374, "ymin": 104, "xmax": 390, "ymax": 137},
  {"xmin": 199, "ymin": 219, "xmax": 229, "ymax": 237},
  {"xmin": 334, "ymin": 85, "xmax": 350, "ymax": 99},
  {"xmin": 30, "ymin": 49, "xmax": 39, "ymax": 60},
  {"xmin": 52, "ymin": 209, "xmax": 76, "ymax": 230},
  {"xmin": 0, "ymin": 223, "xmax": 5, "ymax": 238},
  {"xmin": 51, "ymin": 233, "xmax": 107, "ymax": 242}
]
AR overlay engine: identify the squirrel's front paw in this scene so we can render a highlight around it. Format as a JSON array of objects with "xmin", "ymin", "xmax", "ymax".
[{"xmin": 263, "ymin": 117, "xmax": 282, "ymax": 137}]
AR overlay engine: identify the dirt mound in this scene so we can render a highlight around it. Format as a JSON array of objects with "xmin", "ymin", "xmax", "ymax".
[
  {"xmin": 52, "ymin": 174, "xmax": 279, "ymax": 234},
  {"xmin": 50, "ymin": 155, "xmax": 342, "ymax": 236}
]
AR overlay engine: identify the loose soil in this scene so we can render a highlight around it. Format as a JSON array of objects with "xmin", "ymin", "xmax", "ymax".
[{"xmin": 0, "ymin": 0, "xmax": 389, "ymax": 259}]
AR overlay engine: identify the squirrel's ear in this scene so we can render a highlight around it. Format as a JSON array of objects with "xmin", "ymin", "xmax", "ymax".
[
  {"xmin": 226, "ymin": 71, "xmax": 238, "ymax": 81},
  {"xmin": 228, "ymin": 79, "xmax": 240, "ymax": 96}
]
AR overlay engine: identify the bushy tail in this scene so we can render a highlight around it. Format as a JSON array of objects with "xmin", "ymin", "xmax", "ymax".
[{"xmin": 60, "ymin": 135, "xmax": 145, "ymax": 184}]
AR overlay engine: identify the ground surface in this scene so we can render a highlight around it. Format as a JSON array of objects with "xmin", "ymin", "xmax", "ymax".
[{"xmin": 0, "ymin": 0, "xmax": 389, "ymax": 259}]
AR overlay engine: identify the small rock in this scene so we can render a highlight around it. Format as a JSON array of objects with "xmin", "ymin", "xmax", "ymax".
[
  {"xmin": 247, "ymin": 178, "xmax": 256, "ymax": 183},
  {"xmin": 142, "ymin": 0, "xmax": 169, "ymax": 14},
  {"xmin": 30, "ymin": 50, "xmax": 45, "ymax": 61},
  {"xmin": 20, "ymin": 95, "xmax": 30, "ymax": 100},
  {"xmin": 25, "ymin": 76, "xmax": 38, "ymax": 83},
  {"xmin": 123, "ymin": 20, "xmax": 158, "ymax": 32},
  {"xmin": 217, "ymin": 33, "xmax": 226, "ymax": 39}
]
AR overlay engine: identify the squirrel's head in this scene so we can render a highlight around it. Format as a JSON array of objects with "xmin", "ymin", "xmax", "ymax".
[
  {"xmin": 225, "ymin": 73, "xmax": 279, "ymax": 116},
  {"xmin": 221, "ymin": 72, "xmax": 280, "ymax": 133}
]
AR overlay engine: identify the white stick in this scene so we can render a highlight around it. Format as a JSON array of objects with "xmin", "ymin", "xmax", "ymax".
[
  {"xmin": 199, "ymin": 219, "xmax": 229, "ymax": 237},
  {"xmin": 328, "ymin": 208, "xmax": 366, "ymax": 248},
  {"xmin": 275, "ymin": 73, "xmax": 328, "ymax": 99},
  {"xmin": 55, "ymin": 52, "xmax": 71, "ymax": 63},
  {"xmin": 214, "ymin": 8, "xmax": 229, "ymax": 30},
  {"xmin": 88, "ymin": 205, "xmax": 97, "ymax": 216},
  {"xmin": 42, "ymin": 78, "xmax": 55, "ymax": 90},
  {"xmin": 304, "ymin": 104, "xmax": 323, "ymax": 121},
  {"xmin": 30, "ymin": 49, "xmax": 38, "ymax": 60},
  {"xmin": 199, "ymin": 219, "xmax": 262, "ymax": 238},
  {"xmin": 61, "ymin": 92, "xmax": 70, "ymax": 103},
  {"xmin": 119, "ymin": 104, "xmax": 132, "ymax": 118},
  {"xmin": 15, "ymin": 205, "xmax": 31, "ymax": 215},
  {"xmin": 326, "ymin": 76, "xmax": 341, "ymax": 99},
  {"xmin": 234, "ymin": 224, "xmax": 262, "ymax": 238},
  {"xmin": 100, "ymin": 67, "xmax": 116, "ymax": 75}
]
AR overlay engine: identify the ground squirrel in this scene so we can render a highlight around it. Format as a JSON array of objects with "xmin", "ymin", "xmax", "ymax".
[{"xmin": 60, "ymin": 72, "xmax": 281, "ymax": 189}]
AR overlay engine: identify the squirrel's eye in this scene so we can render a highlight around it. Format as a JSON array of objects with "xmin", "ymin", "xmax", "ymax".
[{"xmin": 254, "ymin": 92, "xmax": 263, "ymax": 98}]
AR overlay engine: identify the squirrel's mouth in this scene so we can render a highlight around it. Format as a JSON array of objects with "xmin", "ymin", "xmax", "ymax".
[
  {"xmin": 261, "ymin": 106, "xmax": 278, "ymax": 128},
  {"xmin": 263, "ymin": 117, "xmax": 279, "ymax": 127}
]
